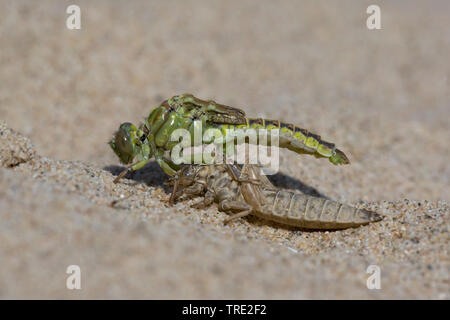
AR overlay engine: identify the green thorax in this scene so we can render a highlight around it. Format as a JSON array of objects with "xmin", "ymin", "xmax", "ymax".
[{"xmin": 143, "ymin": 94, "xmax": 246, "ymax": 149}]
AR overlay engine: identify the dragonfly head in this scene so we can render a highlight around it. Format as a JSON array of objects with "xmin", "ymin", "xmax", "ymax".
[{"xmin": 110, "ymin": 122, "xmax": 150, "ymax": 164}]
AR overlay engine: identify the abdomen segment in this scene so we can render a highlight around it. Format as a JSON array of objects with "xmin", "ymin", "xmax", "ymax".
[
  {"xmin": 218, "ymin": 118, "xmax": 350, "ymax": 165},
  {"xmin": 257, "ymin": 189, "xmax": 381, "ymax": 229}
]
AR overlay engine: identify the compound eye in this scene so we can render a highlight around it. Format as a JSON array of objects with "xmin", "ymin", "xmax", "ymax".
[
  {"xmin": 115, "ymin": 123, "xmax": 134, "ymax": 163},
  {"xmin": 119, "ymin": 122, "xmax": 133, "ymax": 131}
]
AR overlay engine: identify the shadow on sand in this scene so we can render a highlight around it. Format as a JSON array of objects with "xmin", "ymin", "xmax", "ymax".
[
  {"xmin": 267, "ymin": 172, "xmax": 327, "ymax": 199},
  {"xmin": 104, "ymin": 162, "xmax": 333, "ymax": 232},
  {"xmin": 104, "ymin": 161, "xmax": 172, "ymax": 193},
  {"xmin": 104, "ymin": 162, "xmax": 327, "ymax": 198}
]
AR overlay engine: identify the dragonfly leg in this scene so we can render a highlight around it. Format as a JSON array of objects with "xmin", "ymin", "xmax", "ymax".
[
  {"xmin": 154, "ymin": 146, "xmax": 182, "ymax": 176},
  {"xmin": 169, "ymin": 182, "xmax": 205, "ymax": 205},
  {"xmin": 113, "ymin": 159, "xmax": 149, "ymax": 183},
  {"xmin": 224, "ymin": 210, "xmax": 253, "ymax": 225},
  {"xmin": 163, "ymin": 155, "xmax": 182, "ymax": 171},
  {"xmin": 191, "ymin": 190, "xmax": 215, "ymax": 209},
  {"xmin": 219, "ymin": 199, "xmax": 252, "ymax": 211},
  {"xmin": 225, "ymin": 164, "xmax": 261, "ymax": 185},
  {"xmin": 155, "ymin": 155, "xmax": 178, "ymax": 176},
  {"xmin": 168, "ymin": 175, "xmax": 181, "ymax": 205},
  {"xmin": 113, "ymin": 169, "xmax": 129, "ymax": 184}
]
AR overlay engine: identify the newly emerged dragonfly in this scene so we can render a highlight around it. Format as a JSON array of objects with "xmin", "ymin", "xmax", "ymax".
[
  {"xmin": 168, "ymin": 163, "xmax": 382, "ymax": 229},
  {"xmin": 110, "ymin": 94, "xmax": 349, "ymax": 182}
]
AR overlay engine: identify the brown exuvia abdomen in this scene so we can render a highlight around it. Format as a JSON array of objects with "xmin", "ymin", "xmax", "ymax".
[{"xmin": 256, "ymin": 189, "xmax": 382, "ymax": 229}]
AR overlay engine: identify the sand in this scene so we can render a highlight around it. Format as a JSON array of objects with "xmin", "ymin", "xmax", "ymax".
[{"xmin": 0, "ymin": 0, "xmax": 448, "ymax": 299}]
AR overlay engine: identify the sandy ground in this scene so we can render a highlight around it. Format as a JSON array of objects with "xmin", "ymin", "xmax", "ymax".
[{"xmin": 0, "ymin": 0, "xmax": 449, "ymax": 299}]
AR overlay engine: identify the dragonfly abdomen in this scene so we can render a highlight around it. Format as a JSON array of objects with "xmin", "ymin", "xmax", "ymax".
[{"xmin": 218, "ymin": 118, "xmax": 350, "ymax": 165}]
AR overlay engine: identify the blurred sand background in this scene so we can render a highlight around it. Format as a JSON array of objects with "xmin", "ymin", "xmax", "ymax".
[{"xmin": 0, "ymin": 0, "xmax": 449, "ymax": 298}]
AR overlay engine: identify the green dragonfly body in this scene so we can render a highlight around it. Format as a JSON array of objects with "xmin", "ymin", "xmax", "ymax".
[{"xmin": 109, "ymin": 94, "xmax": 349, "ymax": 179}]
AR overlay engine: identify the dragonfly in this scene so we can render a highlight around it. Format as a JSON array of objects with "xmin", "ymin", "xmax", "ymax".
[{"xmin": 109, "ymin": 94, "xmax": 349, "ymax": 182}]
